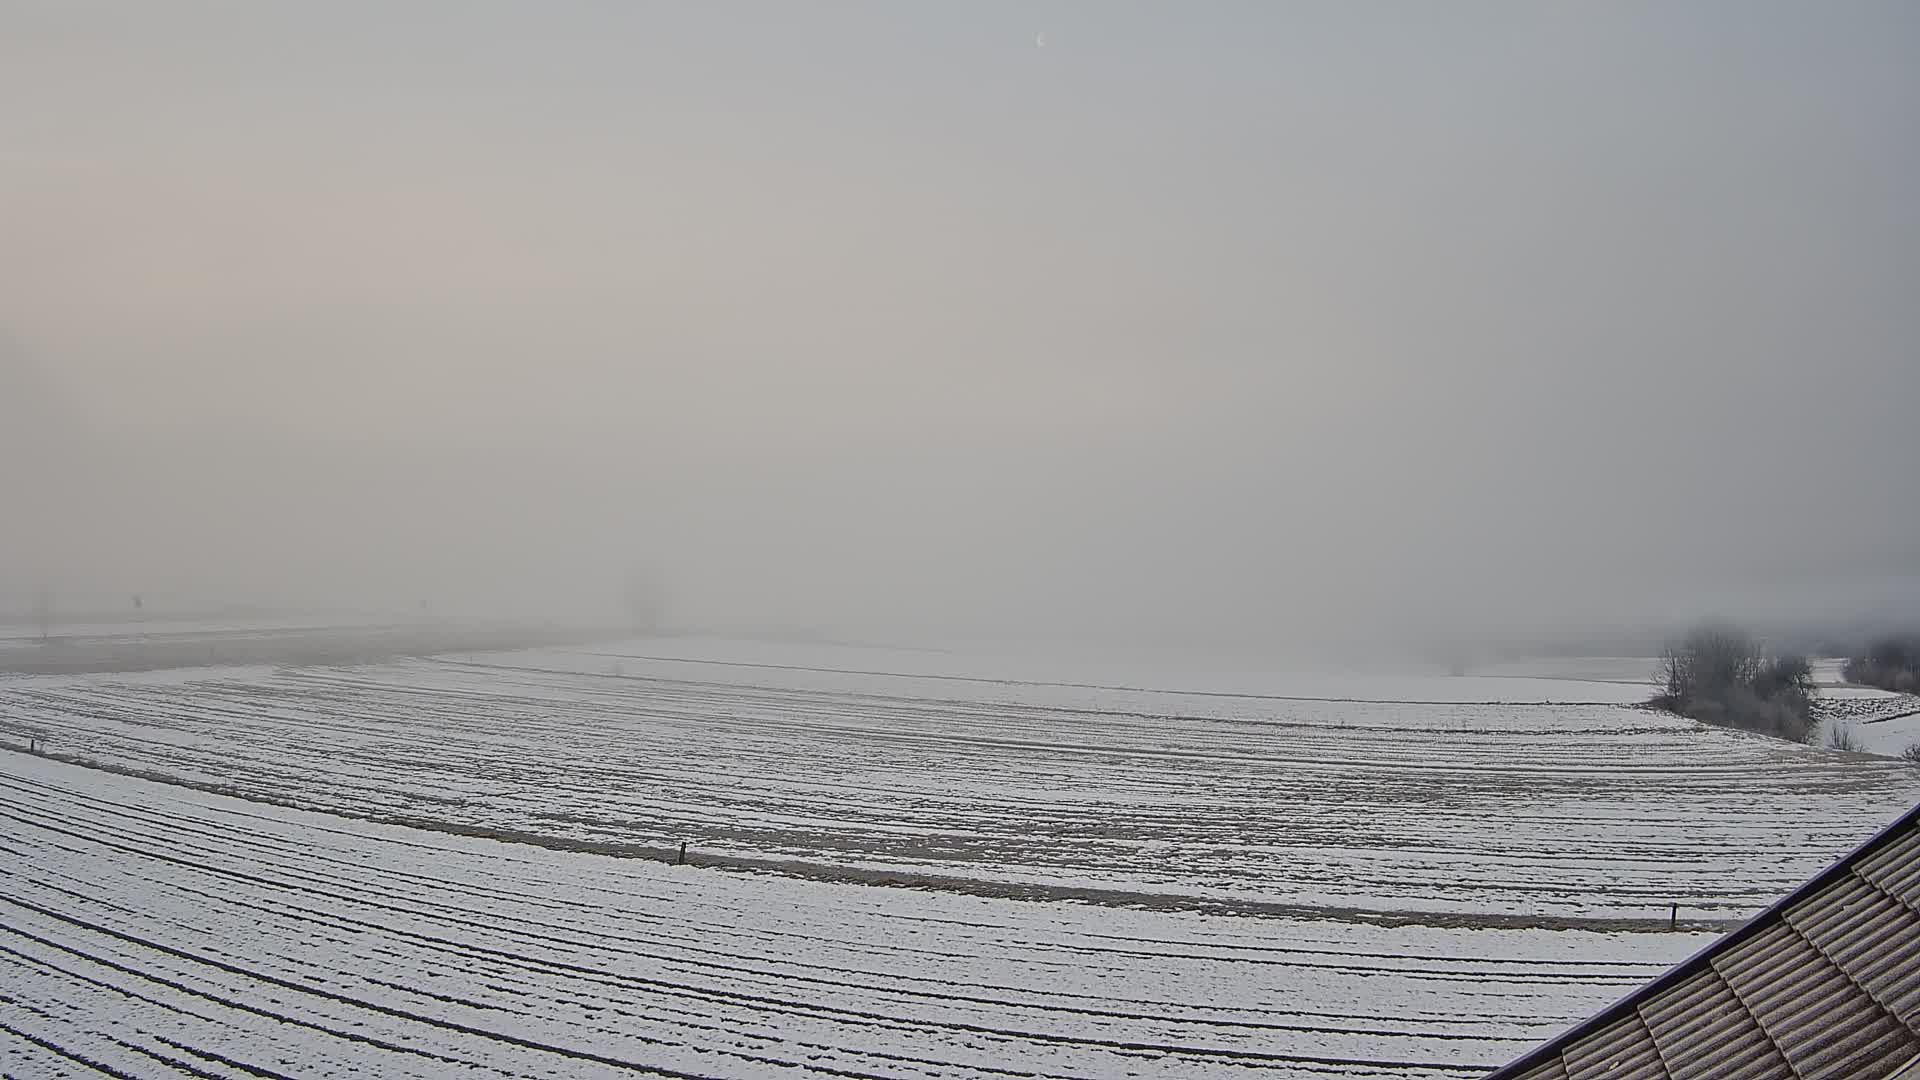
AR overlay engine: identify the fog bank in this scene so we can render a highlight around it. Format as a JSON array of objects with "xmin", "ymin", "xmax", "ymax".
[{"xmin": 5, "ymin": 3, "xmax": 1916, "ymax": 651}]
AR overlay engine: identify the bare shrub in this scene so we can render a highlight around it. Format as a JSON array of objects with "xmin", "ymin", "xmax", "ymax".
[
  {"xmin": 1827, "ymin": 723, "xmax": 1863, "ymax": 753},
  {"xmin": 1900, "ymin": 743, "xmax": 1920, "ymax": 766}
]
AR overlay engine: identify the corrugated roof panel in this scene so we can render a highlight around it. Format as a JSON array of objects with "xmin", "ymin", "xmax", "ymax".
[
  {"xmin": 1733, "ymin": 923, "xmax": 1919, "ymax": 1080},
  {"xmin": 1789, "ymin": 1015, "xmax": 1920, "ymax": 1080},
  {"xmin": 1715, "ymin": 922, "xmax": 1853, "ymax": 1018},
  {"xmin": 1786, "ymin": 870, "xmax": 1920, "ymax": 1030},
  {"xmin": 1681, "ymin": 1042, "xmax": 1797, "ymax": 1080},
  {"xmin": 1857, "ymin": 825, "xmax": 1920, "ymax": 910},
  {"xmin": 1711, "ymin": 922, "xmax": 1909, "ymax": 1078},
  {"xmin": 1857, "ymin": 825, "xmax": 1920, "ymax": 899},
  {"xmin": 1560, "ymin": 1011, "xmax": 1666, "ymax": 1080},
  {"xmin": 1787, "ymin": 871, "xmax": 1911, "ymax": 966},
  {"xmin": 1638, "ymin": 968, "xmax": 1791, "ymax": 1080}
]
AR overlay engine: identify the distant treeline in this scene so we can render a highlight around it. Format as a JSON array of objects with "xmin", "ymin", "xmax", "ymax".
[{"xmin": 1844, "ymin": 633, "xmax": 1920, "ymax": 694}]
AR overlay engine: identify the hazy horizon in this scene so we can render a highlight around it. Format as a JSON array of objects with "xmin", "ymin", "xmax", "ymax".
[{"xmin": 5, "ymin": 3, "xmax": 1917, "ymax": 651}]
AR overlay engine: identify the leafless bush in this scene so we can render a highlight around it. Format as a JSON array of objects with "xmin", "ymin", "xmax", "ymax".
[
  {"xmin": 1827, "ymin": 723, "xmax": 1863, "ymax": 753},
  {"xmin": 1899, "ymin": 743, "xmax": 1920, "ymax": 766}
]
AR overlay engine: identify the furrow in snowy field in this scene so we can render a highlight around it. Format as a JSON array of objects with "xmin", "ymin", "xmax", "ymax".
[{"xmin": 0, "ymin": 752, "xmax": 1709, "ymax": 1079}]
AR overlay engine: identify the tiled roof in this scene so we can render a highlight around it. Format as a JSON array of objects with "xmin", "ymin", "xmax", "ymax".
[{"xmin": 1488, "ymin": 801, "xmax": 1920, "ymax": 1080}]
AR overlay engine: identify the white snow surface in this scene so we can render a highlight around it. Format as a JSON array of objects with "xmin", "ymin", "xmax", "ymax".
[
  {"xmin": 0, "ymin": 750, "xmax": 1707, "ymax": 1080},
  {"xmin": 1848, "ymin": 707, "xmax": 1920, "ymax": 758}
]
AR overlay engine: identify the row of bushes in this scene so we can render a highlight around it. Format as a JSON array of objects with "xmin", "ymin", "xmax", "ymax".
[{"xmin": 1843, "ymin": 633, "xmax": 1920, "ymax": 694}]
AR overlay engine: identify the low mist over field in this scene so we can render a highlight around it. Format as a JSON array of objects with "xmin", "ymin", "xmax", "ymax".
[{"xmin": 4, "ymin": 3, "xmax": 1917, "ymax": 649}]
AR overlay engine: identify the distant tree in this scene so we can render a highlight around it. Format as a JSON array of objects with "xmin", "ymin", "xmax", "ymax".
[
  {"xmin": 1754, "ymin": 654, "xmax": 1814, "ymax": 699},
  {"xmin": 1654, "ymin": 623, "xmax": 1760, "ymax": 713}
]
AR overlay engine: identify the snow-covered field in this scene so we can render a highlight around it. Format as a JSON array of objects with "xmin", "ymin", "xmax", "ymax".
[
  {"xmin": 1831, "ymin": 702, "xmax": 1920, "ymax": 758},
  {"xmin": 1805, "ymin": 659, "xmax": 1920, "ymax": 755},
  {"xmin": 3, "ymin": 638, "xmax": 1916, "ymax": 923},
  {"xmin": 0, "ymin": 751, "xmax": 1706, "ymax": 1079},
  {"xmin": 1, "ymin": 635, "xmax": 1916, "ymax": 1078}
]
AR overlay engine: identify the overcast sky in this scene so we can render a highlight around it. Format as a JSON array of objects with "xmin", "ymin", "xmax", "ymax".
[{"xmin": 3, "ymin": 2, "xmax": 1916, "ymax": 646}]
